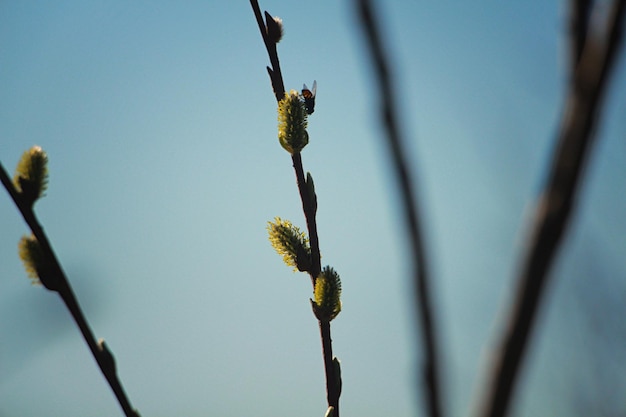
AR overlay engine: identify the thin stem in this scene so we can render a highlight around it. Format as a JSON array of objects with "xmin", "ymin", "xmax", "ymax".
[
  {"xmin": 60, "ymin": 285, "xmax": 139, "ymax": 417},
  {"xmin": 1, "ymin": 161, "xmax": 140, "ymax": 417},
  {"xmin": 320, "ymin": 321, "xmax": 340, "ymax": 413},
  {"xmin": 292, "ymin": 152, "xmax": 321, "ymax": 281},
  {"xmin": 250, "ymin": 0, "xmax": 285, "ymax": 101},
  {"xmin": 475, "ymin": 1, "xmax": 626, "ymax": 417},
  {"xmin": 0, "ymin": 163, "xmax": 23, "ymax": 210},
  {"xmin": 570, "ymin": 0, "xmax": 593, "ymax": 69},
  {"xmin": 355, "ymin": 2, "xmax": 444, "ymax": 417},
  {"xmin": 249, "ymin": 1, "xmax": 340, "ymax": 414}
]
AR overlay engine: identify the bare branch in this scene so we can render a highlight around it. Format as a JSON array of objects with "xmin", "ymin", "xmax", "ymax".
[
  {"xmin": 475, "ymin": 2, "xmax": 626, "ymax": 417},
  {"xmin": 354, "ymin": 2, "xmax": 444, "ymax": 417},
  {"xmin": 570, "ymin": 0, "xmax": 594, "ymax": 68}
]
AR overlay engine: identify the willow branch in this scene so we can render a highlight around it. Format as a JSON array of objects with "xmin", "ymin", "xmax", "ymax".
[
  {"xmin": 250, "ymin": 1, "xmax": 340, "ymax": 414},
  {"xmin": 1, "ymin": 161, "xmax": 140, "ymax": 417}
]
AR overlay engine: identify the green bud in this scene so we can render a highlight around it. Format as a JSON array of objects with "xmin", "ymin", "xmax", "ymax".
[
  {"xmin": 267, "ymin": 217, "xmax": 311, "ymax": 272},
  {"xmin": 13, "ymin": 146, "xmax": 48, "ymax": 207},
  {"xmin": 278, "ymin": 91, "xmax": 309, "ymax": 154},
  {"xmin": 311, "ymin": 266, "xmax": 342, "ymax": 322}
]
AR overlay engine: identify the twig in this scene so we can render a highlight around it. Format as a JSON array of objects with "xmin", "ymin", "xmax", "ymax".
[
  {"xmin": 475, "ymin": 2, "xmax": 626, "ymax": 417},
  {"xmin": 291, "ymin": 152, "xmax": 322, "ymax": 280},
  {"xmin": 0, "ymin": 161, "xmax": 140, "ymax": 417},
  {"xmin": 354, "ymin": 2, "xmax": 444, "ymax": 417},
  {"xmin": 319, "ymin": 320, "xmax": 339, "ymax": 411},
  {"xmin": 250, "ymin": 0, "xmax": 285, "ymax": 101},
  {"xmin": 249, "ymin": 1, "xmax": 340, "ymax": 414}
]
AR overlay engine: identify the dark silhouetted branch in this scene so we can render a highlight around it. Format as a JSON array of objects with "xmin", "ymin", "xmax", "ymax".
[
  {"xmin": 475, "ymin": 1, "xmax": 626, "ymax": 417},
  {"xmin": 355, "ymin": 2, "xmax": 444, "ymax": 417},
  {"xmin": 570, "ymin": 0, "xmax": 593, "ymax": 68},
  {"xmin": 250, "ymin": 0, "xmax": 285, "ymax": 102},
  {"xmin": 250, "ymin": 2, "xmax": 340, "ymax": 414},
  {"xmin": 0, "ymin": 161, "xmax": 140, "ymax": 417}
]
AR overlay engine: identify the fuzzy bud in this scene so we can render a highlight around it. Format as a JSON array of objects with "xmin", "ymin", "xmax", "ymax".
[
  {"xmin": 264, "ymin": 11, "xmax": 283, "ymax": 43},
  {"xmin": 278, "ymin": 91, "xmax": 309, "ymax": 154},
  {"xmin": 311, "ymin": 266, "xmax": 342, "ymax": 322},
  {"xmin": 267, "ymin": 217, "xmax": 311, "ymax": 272},
  {"xmin": 13, "ymin": 146, "xmax": 49, "ymax": 208},
  {"xmin": 18, "ymin": 234, "xmax": 58, "ymax": 291}
]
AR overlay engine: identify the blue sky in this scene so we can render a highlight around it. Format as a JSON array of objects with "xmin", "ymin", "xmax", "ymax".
[{"xmin": 1, "ymin": 2, "xmax": 625, "ymax": 417}]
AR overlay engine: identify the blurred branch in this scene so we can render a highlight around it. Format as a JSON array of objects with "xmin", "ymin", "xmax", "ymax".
[
  {"xmin": 570, "ymin": 0, "xmax": 593, "ymax": 69},
  {"xmin": 0, "ymin": 161, "xmax": 140, "ymax": 417},
  {"xmin": 354, "ymin": 2, "xmax": 444, "ymax": 417},
  {"xmin": 475, "ymin": 1, "xmax": 626, "ymax": 417}
]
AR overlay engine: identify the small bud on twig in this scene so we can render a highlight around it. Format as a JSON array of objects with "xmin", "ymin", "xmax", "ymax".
[
  {"xmin": 306, "ymin": 172, "xmax": 317, "ymax": 215},
  {"xmin": 264, "ymin": 11, "xmax": 283, "ymax": 43},
  {"xmin": 333, "ymin": 356, "xmax": 342, "ymax": 397},
  {"xmin": 99, "ymin": 338, "xmax": 117, "ymax": 375}
]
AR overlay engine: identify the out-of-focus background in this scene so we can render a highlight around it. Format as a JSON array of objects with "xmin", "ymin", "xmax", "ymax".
[{"xmin": 1, "ymin": 2, "xmax": 625, "ymax": 416}]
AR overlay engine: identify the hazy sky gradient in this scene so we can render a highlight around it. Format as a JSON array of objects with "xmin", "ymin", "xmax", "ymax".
[{"xmin": 1, "ymin": 2, "xmax": 625, "ymax": 417}]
